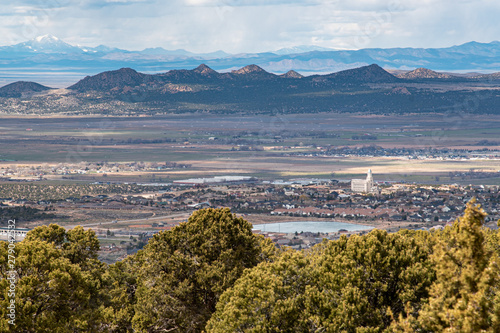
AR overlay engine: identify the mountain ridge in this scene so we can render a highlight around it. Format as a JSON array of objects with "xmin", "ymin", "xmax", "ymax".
[
  {"xmin": 1, "ymin": 64, "xmax": 499, "ymax": 116},
  {"xmin": 1, "ymin": 36, "xmax": 500, "ymax": 89},
  {"xmin": 5, "ymin": 64, "xmax": 500, "ymax": 94},
  {"xmin": 63, "ymin": 63, "xmax": 400, "ymax": 93}
]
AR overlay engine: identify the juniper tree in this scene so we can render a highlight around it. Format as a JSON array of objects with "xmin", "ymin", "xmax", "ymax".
[
  {"xmin": 0, "ymin": 225, "xmax": 104, "ymax": 332},
  {"xmin": 207, "ymin": 229, "xmax": 434, "ymax": 333},
  {"xmin": 132, "ymin": 208, "xmax": 277, "ymax": 333},
  {"xmin": 392, "ymin": 199, "xmax": 500, "ymax": 332}
]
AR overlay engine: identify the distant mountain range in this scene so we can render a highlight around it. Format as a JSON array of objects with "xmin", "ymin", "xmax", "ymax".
[
  {"xmin": 64, "ymin": 63, "xmax": 400, "ymax": 94},
  {"xmin": 1, "ymin": 35, "xmax": 500, "ymax": 87},
  {"xmin": 2, "ymin": 63, "xmax": 500, "ymax": 96},
  {"xmin": 1, "ymin": 63, "xmax": 499, "ymax": 116}
]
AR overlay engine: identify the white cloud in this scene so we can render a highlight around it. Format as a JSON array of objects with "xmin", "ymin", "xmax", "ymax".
[
  {"xmin": 0, "ymin": 0, "xmax": 498, "ymax": 52},
  {"xmin": 184, "ymin": 0, "xmax": 318, "ymax": 6},
  {"xmin": 105, "ymin": 0, "xmax": 148, "ymax": 2}
]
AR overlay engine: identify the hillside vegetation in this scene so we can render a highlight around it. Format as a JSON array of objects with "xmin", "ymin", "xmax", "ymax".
[
  {"xmin": 1, "ymin": 202, "xmax": 500, "ymax": 332},
  {"xmin": 1, "ymin": 64, "xmax": 500, "ymax": 115}
]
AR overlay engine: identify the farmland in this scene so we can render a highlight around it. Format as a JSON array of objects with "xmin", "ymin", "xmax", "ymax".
[{"xmin": 0, "ymin": 112, "xmax": 499, "ymax": 183}]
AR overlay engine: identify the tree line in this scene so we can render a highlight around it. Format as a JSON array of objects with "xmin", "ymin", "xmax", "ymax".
[
  {"xmin": 0, "ymin": 183, "xmax": 165, "ymax": 202},
  {"xmin": 0, "ymin": 206, "xmax": 58, "ymax": 225},
  {"xmin": 1, "ymin": 202, "xmax": 499, "ymax": 332}
]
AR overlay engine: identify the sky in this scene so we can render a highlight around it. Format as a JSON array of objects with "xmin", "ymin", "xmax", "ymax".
[{"xmin": 0, "ymin": 0, "xmax": 499, "ymax": 53}]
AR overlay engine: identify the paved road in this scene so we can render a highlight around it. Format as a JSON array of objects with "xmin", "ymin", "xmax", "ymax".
[{"xmin": 65, "ymin": 212, "xmax": 191, "ymax": 229}]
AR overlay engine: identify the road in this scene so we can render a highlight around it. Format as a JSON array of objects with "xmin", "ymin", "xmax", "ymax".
[{"xmin": 65, "ymin": 212, "xmax": 192, "ymax": 229}]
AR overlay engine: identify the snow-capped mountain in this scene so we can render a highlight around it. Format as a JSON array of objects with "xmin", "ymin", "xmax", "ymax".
[
  {"xmin": 1, "ymin": 35, "xmax": 500, "ymax": 88},
  {"xmin": 0, "ymin": 35, "xmax": 128, "ymax": 55},
  {"xmin": 4, "ymin": 35, "xmax": 84, "ymax": 54}
]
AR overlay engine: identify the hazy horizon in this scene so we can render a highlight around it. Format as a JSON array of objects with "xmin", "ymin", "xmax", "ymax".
[
  {"xmin": 1, "ymin": 0, "xmax": 498, "ymax": 53},
  {"xmin": 1, "ymin": 34, "xmax": 499, "ymax": 55}
]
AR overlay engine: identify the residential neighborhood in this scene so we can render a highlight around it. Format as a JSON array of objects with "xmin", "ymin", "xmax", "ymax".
[{"xmin": 3, "ymin": 174, "xmax": 498, "ymax": 254}]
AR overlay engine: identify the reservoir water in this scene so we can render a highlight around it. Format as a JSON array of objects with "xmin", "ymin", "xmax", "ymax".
[{"xmin": 252, "ymin": 221, "xmax": 373, "ymax": 234}]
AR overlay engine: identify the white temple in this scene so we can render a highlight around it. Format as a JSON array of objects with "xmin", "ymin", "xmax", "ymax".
[{"xmin": 351, "ymin": 169, "xmax": 375, "ymax": 193}]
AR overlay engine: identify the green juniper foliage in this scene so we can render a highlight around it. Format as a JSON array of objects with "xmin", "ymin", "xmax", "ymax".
[
  {"xmin": 392, "ymin": 199, "xmax": 500, "ymax": 333},
  {"xmin": 1, "ymin": 204, "xmax": 499, "ymax": 332}
]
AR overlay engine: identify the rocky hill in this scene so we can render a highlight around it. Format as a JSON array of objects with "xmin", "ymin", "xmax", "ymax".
[
  {"xmin": 229, "ymin": 65, "xmax": 278, "ymax": 80},
  {"xmin": 192, "ymin": 64, "xmax": 219, "ymax": 76},
  {"xmin": 2, "ymin": 63, "xmax": 499, "ymax": 116},
  {"xmin": 0, "ymin": 81, "xmax": 53, "ymax": 98},
  {"xmin": 397, "ymin": 68, "xmax": 454, "ymax": 79},
  {"xmin": 280, "ymin": 70, "xmax": 304, "ymax": 79},
  {"xmin": 472, "ymin": 72, "xmax": 500, "ymax": 80},
  {"xmin": 68, "ymin": 68, "xmax": 149, "ymax": 92}
]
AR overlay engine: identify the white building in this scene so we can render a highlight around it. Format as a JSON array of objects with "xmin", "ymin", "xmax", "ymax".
[
  {"xmin": 0, "ymin": 227, "xmax": 30, "ymax": 240},
  {"xmin": 351, "ymin": 169, "xmax": 376, "ymax": 193}
]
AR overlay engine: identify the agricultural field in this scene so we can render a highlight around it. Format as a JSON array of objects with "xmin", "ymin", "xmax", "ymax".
[
  {"xmin": 1, "ymin": 111, "xmax": 499, "ymax": 265},
  {"xmin": 0, "ymin": 112, "xmax": 499, "ymax": 183}
]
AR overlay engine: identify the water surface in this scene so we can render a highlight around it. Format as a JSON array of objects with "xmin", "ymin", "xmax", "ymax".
[{"xmin": 252, "ymin": 221, "xmax": 373, "ymax": 234}]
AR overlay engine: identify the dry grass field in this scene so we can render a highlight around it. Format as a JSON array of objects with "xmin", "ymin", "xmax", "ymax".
[{"xmin": 1, "ymin": 112, "xmax": 499, "ymax": 183}]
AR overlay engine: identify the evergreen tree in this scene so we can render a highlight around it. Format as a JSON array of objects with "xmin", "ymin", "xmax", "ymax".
[
  {"xmin": 0, "ymin": 225, "xmax": 105, "ymax": 332},
  {"xmin": 208, "ymin": 229, "xmax": 434, "ymax": 332},
  {"xmin": 100, "ymin": 254, "xmax": 141, "ymax": 333},
  {"xmin": 207, "ymin": 250, "xmax": 321, "ymax": 332},
  {"xmin": 315, "ymin": 229, "xmax": 434, "ymax": 332},
  {"xmin": 393, "ymin": 199, "xmax": 500, "ymax": 332},
  {"xmin": 132, "ymin": 208, "xmax": 275, "ymax": 333}
]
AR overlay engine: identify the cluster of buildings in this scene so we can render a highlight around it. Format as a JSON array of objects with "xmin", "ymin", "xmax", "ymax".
[
  {"xmin": 41, "ymin": 169, "xmax": 497, "ymax": 228},
  {"xmin": 0, "ymin": 161, "xmax": 191, "ymax": 181},
  {"xmin": 3, "ymin": 169, "xmax": 499, "ymax": 255},
  {"xmin": 292, "ymin": 145, "xmax": 500, "ymax": 161}
]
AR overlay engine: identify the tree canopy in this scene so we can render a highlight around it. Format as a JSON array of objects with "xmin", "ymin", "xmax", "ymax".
[
  {"xmin": 0, "ymin": 225, "xmax": 104, "ymax": 332},
  {"xmin": 1, "ymin": 203, "xmax": 499, "ymax": 332},
  {"xmin": 132, "ymin": 207, "xmax": 276, "ymax": 333},
  {"xmin": 393, "ymin": 199, "xmax": 500, "ymax": 332},
  {"xmin": 207, "ymin": 229, "xmax": 435, "ymax": 332}
]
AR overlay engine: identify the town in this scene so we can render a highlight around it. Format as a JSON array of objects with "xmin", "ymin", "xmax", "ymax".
[{"xmin": 1, "ymin": 169, "xmax": 498, "ymax": 263}]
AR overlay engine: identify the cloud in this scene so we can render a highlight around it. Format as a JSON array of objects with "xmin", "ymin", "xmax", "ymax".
[
  {"xmin": 105, "ymin": 0, "xmax": 148, "ymax": 3},
  {"xmin": 184, "ymin": 0, "xmax": 318, "ymax": 6},
  {"xmin": 0, "ymin": 0, "xmax": 498, "ymax": 53}
]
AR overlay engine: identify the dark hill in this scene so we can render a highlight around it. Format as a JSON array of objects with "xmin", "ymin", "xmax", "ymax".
[
  {"xmin": 68, "ymin": 68, "xmax": 149, "ymax": 92},
  {"xmin": 318, "ymin": 64, "xmax": 399, "ymax": 84},
  {"xmin": 67, "ymin": 64, "xmax": 402, "ymax": 94},
  {"xmin": 157, "ymin": 64, "xmax": 221, "ymax": 83},
  {"xmin": 0, "ymin": 81, "xmax": 53, "ymax": 98}
]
